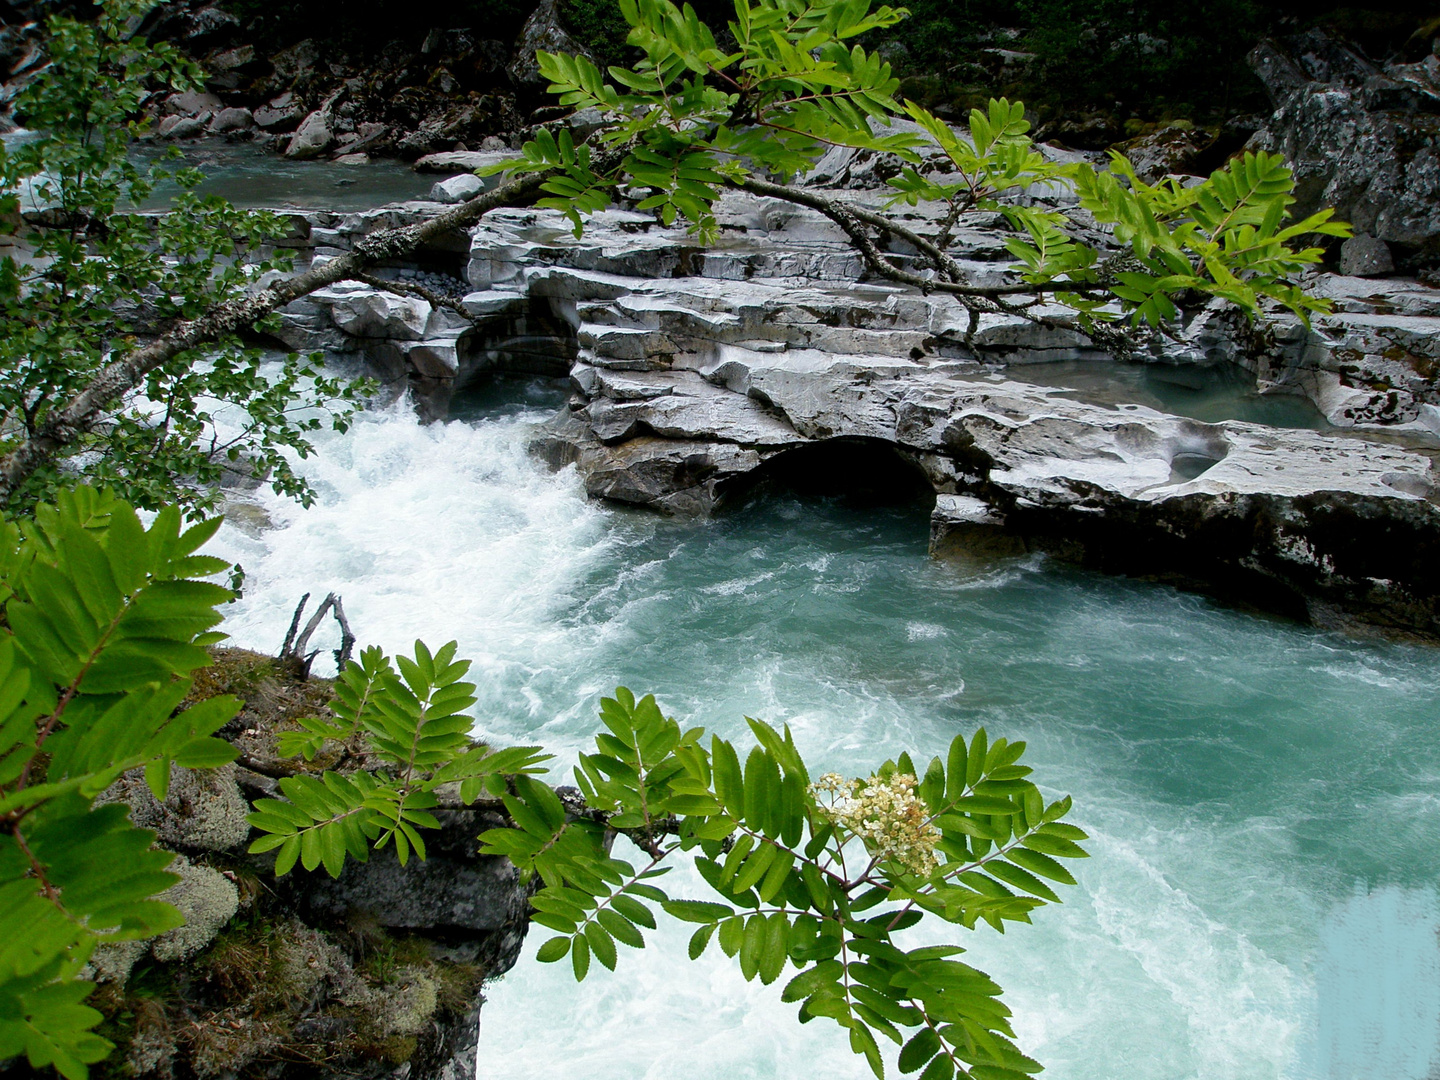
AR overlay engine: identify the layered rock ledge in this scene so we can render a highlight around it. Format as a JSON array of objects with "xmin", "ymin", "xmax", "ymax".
[{"xmin": 262, "ymin": 174, "xmax": 1440, "ymax": 639}]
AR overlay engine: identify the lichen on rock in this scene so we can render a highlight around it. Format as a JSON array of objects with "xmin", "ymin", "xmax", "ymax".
[
  {"xmin": 100, "ymin": 763, "xmax": 252, "ymax": 853},
  {"xmin": 83, "ymin": 648, "xmax": 524, "ymax": 1080},
  {"xmin": 150, "ymin": 855, "xmax": 241, "ymax": 963}
]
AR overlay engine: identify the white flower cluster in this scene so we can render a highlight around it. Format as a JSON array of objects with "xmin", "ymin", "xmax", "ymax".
[{"xmin": 809, "ymin": 772, "xmax": 941, "ymax": 877}]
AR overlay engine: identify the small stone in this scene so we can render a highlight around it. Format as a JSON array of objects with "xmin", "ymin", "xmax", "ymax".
[
  {"xmin": 429, "ymin": 173, "xmax": 484, "ymax": 203},
  {"xmin": 333, "ymin": 152, "xmax": 370, "ymax": 165},
  {"xmin": 1339, "ymin": 234, "xmax": 1395, "ymax": 278},
  {"xmin": 480, "ymin": 135, "xmax": 508, "ymax": 152}
]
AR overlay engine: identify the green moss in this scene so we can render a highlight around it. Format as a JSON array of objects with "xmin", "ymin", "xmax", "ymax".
[
  {"xmin": 185, "ymin": 647, "xmax": 281, "ymax": 706},
  {"xmin": 434, "ymin": 961, "xmax": 486, "ymax": 1014}
]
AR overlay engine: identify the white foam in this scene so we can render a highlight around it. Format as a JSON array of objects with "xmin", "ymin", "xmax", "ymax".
[{"xmin": 206, "ymin": 402, "xmax": 1440, "ymax": 1080}]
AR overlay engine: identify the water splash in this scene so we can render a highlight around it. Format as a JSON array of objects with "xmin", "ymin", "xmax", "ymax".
[{"xmin": 211, "ymin": 397, "xmax": 1440, "ymax": 1080}]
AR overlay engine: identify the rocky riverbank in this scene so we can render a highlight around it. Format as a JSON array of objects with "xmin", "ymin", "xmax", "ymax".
[
  {"xmin": 77, "ymin": 649, "xmax": 532, "ymax": 1080},
  {"xmin": 242, "ymin": 138, "xmax": 1440, "ymax": 640}
]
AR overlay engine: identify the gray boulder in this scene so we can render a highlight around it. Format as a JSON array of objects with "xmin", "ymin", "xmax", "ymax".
[
  {"xmin": 413, "ymin": 149, "xmax": 512, "ymax": 173},
  {"xmin": 1339, "ymin": 234, "xmax": 1396, "ymax": 277},
  {"xmin": 163, "ymin": 88, "xmax": 223, "ymax": 116},
  {"xmin": 430, "ymin": 173, "xmax": 485, "ymax": 203},
  {"xmin": 254, "ymin": 92, "xmax": 302, "ymax": 131},
  {"xmin": 209, "ymin": 106, "xmax": 254, "ymax": 133},
  {"xmin": 286, "ymin": 97, "xmax": 339, "ymax": 160},
  {"xmin": 158, "ymin": 114, "xmax": 207, "ymax": 140},
  {"xmin": 298, "ymin": 807, "xmax": 530, "ymax": 972},
  {"xmin": 508, "ymin": 0, "xmax": 594, "ymax": 93},
  {"xmin": 286, "ymin": 111, "xmax": 332, "ymax": 159},
  {"xmin": 326, "ymin": 288, "xmax": 433, "ymax": 340}
]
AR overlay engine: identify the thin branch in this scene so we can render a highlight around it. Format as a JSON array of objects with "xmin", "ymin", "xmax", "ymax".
[
  {"xmin": 0, "ymin": 159, "xmax": 592, "ymax": 502},
  {"xmin": 279, "ymin": 592, "xmax": 310, "ymax": 657}
]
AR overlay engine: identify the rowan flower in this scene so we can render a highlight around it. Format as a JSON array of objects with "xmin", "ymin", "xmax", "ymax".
[{"xmin": 808, "ymin": 771, "xmax": 941, "ymax": 877}]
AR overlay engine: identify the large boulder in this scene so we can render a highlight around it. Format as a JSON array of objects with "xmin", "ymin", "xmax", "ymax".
[
  {"xmin": 507, "ymin": 0, "xmax": 594, "ymax": 95},
  {"xmin": 1247, "ymin": 31, "xmax": 1440, "ymax": 258},
  {"xmin": 286, "ymin": 107, "xmax": 334, "ymax": 159},
  {"xmin": 326, "ymin": 287, "xmax": 433, "ymax": 339}
]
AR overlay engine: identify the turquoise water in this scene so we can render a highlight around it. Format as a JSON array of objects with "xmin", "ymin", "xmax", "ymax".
[
  {"xmin": 131, "ymin": 140, "xmax": 437, "ymax": 211},
  {"xmin": 209, "ymin": 382, "xmax": 1440, "ymax": 1080},
  {"xmin": 994, "ymin": 360, "xmax": 1332, "ymax": 430}
]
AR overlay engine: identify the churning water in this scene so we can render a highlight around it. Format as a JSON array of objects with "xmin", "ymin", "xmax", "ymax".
[{"xmin": 209, "ymin": 380, "xmax": 1440, "ymax": 1080}]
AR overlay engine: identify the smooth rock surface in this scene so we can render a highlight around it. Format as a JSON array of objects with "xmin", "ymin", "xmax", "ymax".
[
  {"xmin": 430, "ymin": 173, "xmax": 485, "ymax": 203},
  {"xmin": 286, "ymin": 107, "xmax": 333, "ymax": 159}
]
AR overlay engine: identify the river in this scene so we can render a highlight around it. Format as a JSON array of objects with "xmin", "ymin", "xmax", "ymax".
[{"xmin": 207, "ymin": 374, "xmax": 1440, "ymax": 1080}]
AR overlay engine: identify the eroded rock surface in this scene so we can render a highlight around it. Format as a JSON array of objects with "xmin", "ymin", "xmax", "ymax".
[{"xmin": 257, "ymin": 153, "xmax": 1440, "ymax": 637}]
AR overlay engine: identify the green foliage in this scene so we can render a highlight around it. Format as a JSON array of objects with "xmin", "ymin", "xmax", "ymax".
[
  {"xmin": 559, "ymin": 0, "xmax": 639, "ymax": 69},
  {"xmin": 0, "ymin": 0, "xmax": 371, "ymax": 517},
  {"xmin": 259, "ymin": 653, "xmax": 1087, "ymax": 1078},
  {"xmin": 248, "ymin": 641, "xmax": 550, "ymax": 876},
  {"xmin": 0, "ymin": 482, "xmax": 1084, "ymax": 1080},
  {"xmin": 889, "ymin": 100, "xmax": 1349, "ymax": 326},
  {"xmin": 490, "ymin": 0, "xmax": 1348, "ymax": 337},
  {"xmin": 485, "ymin": 0, "xmax": 922, "ymax": 240},
  {"xmin": 479, "ymin": 688, "xmax": 1089, "ymax": 1080},
  {"xmin": 0, "ymin": 487, "xmax": 242, "ymax": 1079}
]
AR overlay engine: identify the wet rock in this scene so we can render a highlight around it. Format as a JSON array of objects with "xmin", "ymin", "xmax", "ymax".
[
  {"xmin": 430, "ymin": 173, "xmax": 485, "ymax": 203},
  {"xmin": 930, "ymin": 494, "xmax": 1026, "ymax": 559},
  {"xmin": 286, "ymin": 107, "xmax": 334, "ymax": 159},
  {"xmin": 406, "ymin": 332, "xmax": 466, "ymax": 378},
  {"xmin": 208, "ymin": 105, "xmax": 253, "ymax": 133},
  {"xmin": 414, "ymin": 150, "xmax": 512, "ymax": 174},
  {"xmin": 1339, "ymin": 234, "xmax": 1395, "ymax": 277},
  {"xmin": 254, "ymin": 91, "xmax": 302, "ymax": 131},
  {"xmin": 158, "ymin": 114, "xmax": 207, "ymax": 139},
  {"xmin": 434, "ymin": 190, "xmax": 1440, "ymax": 636}
]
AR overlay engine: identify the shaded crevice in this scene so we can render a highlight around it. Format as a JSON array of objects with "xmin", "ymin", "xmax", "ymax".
[{"xmin": 717, "ymin": 436, "xmax": 937, "ymax": 510}]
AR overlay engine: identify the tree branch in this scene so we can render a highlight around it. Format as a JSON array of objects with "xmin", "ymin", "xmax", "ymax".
[{"xmin": 0, "ymin": 168, "xmax": 556, "ymax": 503}]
